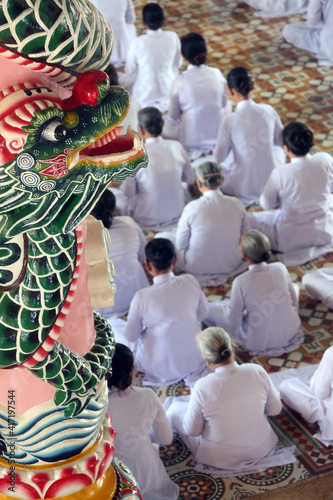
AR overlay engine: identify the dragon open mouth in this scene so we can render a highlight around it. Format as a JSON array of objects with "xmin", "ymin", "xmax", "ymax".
[{"xmin": 68, "ymin": 126, "xmax": 144, "ymax": 170}]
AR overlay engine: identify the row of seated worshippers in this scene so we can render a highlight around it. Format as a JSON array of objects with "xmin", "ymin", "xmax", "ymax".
[
  {"xmin": 91, "ymin": 224, "xmax": 333, "ymax": 499},
  {"xmin": 110, "ymin": 77, "xmax": 333, "ymax": 275}
]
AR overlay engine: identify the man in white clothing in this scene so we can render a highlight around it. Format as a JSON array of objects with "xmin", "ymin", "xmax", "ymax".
[
  {"xmin": 250, "ymin": 122, "xmax": 333, "ymax": 267},
  {"xmin": 123, "ymin": 3, "xmax": 182, "ymax": 112},
  {"xmin": 114, "ymin": 107, "xmax": 195, "ymax": 230},
  {"xmin": 123, "ymin": 238, "xmax": 210, "ymax": 386}
]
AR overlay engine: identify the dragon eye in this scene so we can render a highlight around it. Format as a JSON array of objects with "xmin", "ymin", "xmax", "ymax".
[{"xmin": 41, "ymin": 120, "xmax": 67, "ymax": 142}]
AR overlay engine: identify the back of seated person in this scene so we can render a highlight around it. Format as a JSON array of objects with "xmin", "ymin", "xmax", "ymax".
[
  {"xmin": 123, "ymin": 2, "xmax": 182, "ymax": 112},
  {"xmin": 113, "ymin": 106, "xmax": 195, "ymax": 230},
  {"xmin": 91, "ymin": 189, "xmax": 149, "ymax": 318},
  {"xmin": 174, "ymin": 161, "xmax": 250, "ymax": 286},
  {"xmin": 123, "ymin": 238, "xmax": 210, "ymax": 386}
]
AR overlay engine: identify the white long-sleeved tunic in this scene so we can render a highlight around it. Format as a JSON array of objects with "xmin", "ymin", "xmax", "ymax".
[
  {"xmin": 165, "ymin": 362, "xmax": 296, "ymax": 476},
  {"xmin": 123, "ymin": 272, "xmax": 209, "ymax": 385},
  {"xmin": 282, "ymin": 0, "xmax": 333, "ymax": 66},
  {"xmin": 94, "ymin": 215, "xmax": 149, "ymax": 318},
  {"xmin": 206, "ymin": 262, "xmax": 303, "ymax": 356},
  {"xmin": 279, "ymin": 346, "xmax": 333, "ymax": 446},
  {"xmin": 124, "ymin": 29, "xmax": 181, "ymax": 111},
  {"xmin": 214, "ymin": 99, "xmax": 285, "ymax": 206},
  {"xmin": 92, "ymin": 0, "xmax": 136, "ymax": 67},
  {"xmin": 164, "ymin": 65, "xmax": 227, "ymax": 158},
  {"xmin": 250, "ymin": 152, "xmax": 333, "ymax": 266},
  {"xmin": 120, "ymin": 136, "xmax": 195, "ymax": 230},
  {"xmin": 108, "ymin": 386, "xmax": 179, "ymax": 500},
  {"xmin": 175, "ymin": 190, "xmax": 250, "ymax": 285}
]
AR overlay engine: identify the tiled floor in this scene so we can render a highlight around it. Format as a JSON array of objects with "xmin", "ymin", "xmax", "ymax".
[{"xmin": 130, "ymin": 1, "xmax": 333, "ymax": 498}]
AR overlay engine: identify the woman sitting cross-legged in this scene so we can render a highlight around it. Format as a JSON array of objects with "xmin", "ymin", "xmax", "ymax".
[
  {"xmin": 205, "ymin": 230, "xmax": 304, "ymax": 356},
  {"xmin": 107, "ymin": 343, "xmax": 179, "ymax": 500},
  {"xmin": 165, "ymin": 327, "xmax": 296, "ymax": 476},
  {"xmin": 163, "ymin": 161, "xmax": 250, "ymax": 286}
]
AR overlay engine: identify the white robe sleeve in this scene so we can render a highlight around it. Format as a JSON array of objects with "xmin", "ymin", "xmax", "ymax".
[
  {"xmin": 214, "ymin": 116, "xmax": 232, "ymax": 165},
  {"xmin": 175, "ymin": 204, "xmax": 193, "ymax": 256},
  {"xmin": 273, "ymin": 110, "xmax": 284, "ymax": 148},
  {"xmin": 261, "ymin": 368, "xmax": 283, "ymax": 416},
  {"xmin": 196, "ymin": 282, "xmax": 210, "ymax": 322},
  {"xmin": 168, "ymin": 77, "xmax": 182, "ymax": 123},
  {"xmin": 310, "ymin": 347, "xmax": 333, "ymax": 400},
  {"xmin": 123, "ymin": 292, "xmax": 144, "ymax": 342},
  {"xmin": 121, "ymin": 176, "xmax": 137, "ymax": 198},
  {"xmin": 124, "ymin": 39, "xmax": 139, "ymax": 87},
  {"xmin": 183, "ymin": 384, "xmax": 205, "ymax": 437},
  {"xmin": 259, "ymin": 169, "xmax": 280, "ymax": 209},
  {"xmin": 307, "ymin": 0, "xmax": 324, "ymax": 26},
  {"xmin": 181, "ymin": 146, "xmax": 196, "ymax": 184},
  {"xmin": 172, "ymin": 35, "xmax": 182, "ymax": 73},
  {"xmin": 150, "ymin": 393, "xmax": 174, "ymax": 445},
  {"xmin": 284, "ymin": 266, "xmax": 298, "ymax": 308},
  {"xmin": 226, "ymin": 277, "xmax": 245, "ymax": 339}
]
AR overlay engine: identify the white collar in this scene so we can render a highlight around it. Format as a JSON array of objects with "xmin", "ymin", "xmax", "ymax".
[
  {"xmin": 249, "ymin": 262, "xmax": 268, "ymax": 271},
  {"xmin": 290, "ymin": 153, "xmax": 311, "ymax": 163},
  {"xmin": 153, "ymin": 271, "xmax": 174, "ymax": 285},
  {"xmin": 145, "ymin": 136, "xmax": 163, "ymax": 145},
  {"xmin": 236, "ymin": 98, "xmax": 254, "ymax": 110},
  {"xmin": 147, "ymin": 29, "xmax": 162, "ymax": 36}
]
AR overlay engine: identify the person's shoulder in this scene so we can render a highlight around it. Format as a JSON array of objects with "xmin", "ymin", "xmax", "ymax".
[
  {"xmin": 223, "ymin": 194, "xmax": 245, "ymax": 211},
  {"xmin": 177, "ymin": 272, "xmax": 200, "ymax": 287},
  {"xmin": 312, "ymin": 151, "xmax": 333, "ymax": 165}
]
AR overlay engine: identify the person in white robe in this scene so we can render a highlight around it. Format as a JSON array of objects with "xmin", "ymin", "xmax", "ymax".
[
  {"xmin": 123, "ymin": 238, "xmax": 210, "ymax": 386},
  {"xmin": 165, "ymin": 327, "xmax": 296, "ymax": 476},
  {"xmin": 91, "ymin": 0, "xmax": 136, "ymax": 68},
  {"xmin": 205, "ymin": 230, "xmax": 304, "ymax": 356},
  {"xmin": 122, "ymin": 3, "xmax": 181, "ymax": 112},
  {"xmin": 282, "ymin": 0, "xmax": 333, "ymax": 66},
  {"xmin": 243, "ymin": 0, "xmax": 308, "ymax": 18},
  {"xmin": 302, "ymin": 267, "xmax": 333, "ymax": 309},
  {"xmin": 250, "ymin": 122, "xmax": 333, "ymax": 267},
  {"xmin": 91, "ymin": 190, "xmax": 149, "ymax": 318},
  {"xmin": 104, "ymin": 63, "xmax": 141, "ymax": 133},
  {"xmin": 107, "ymin": 344, "xmax": 179, "ymax": 500},
  {"xmin": 214, "ymin": 67, "xmax": 285, "ymax": 207},
  {"xmin": 279, "ymin": 345, "xmax": 333, "ymax": 447},
  {"xmin": 113, "ymin": 107, "xmax": 195, "ymax": 230},
  {"xmin": 174, "ymin": 161, "xmax": 250, "ymax": 286},
  {"xmin": 163, "ymin": 32, "xmax": 228, "ymax": 160}
]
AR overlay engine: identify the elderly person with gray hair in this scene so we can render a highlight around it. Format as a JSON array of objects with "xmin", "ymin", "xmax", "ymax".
[
  {"xmin": 206, "ymin": 230, "xmax": 303, "ymax": 355},
  {"xmin": 173, "ymin": 161, "xmax": 250, "ymax": 286},
  {"xmin": 165, "ymin": 327, "xmax": 296, "ymax": 476}
]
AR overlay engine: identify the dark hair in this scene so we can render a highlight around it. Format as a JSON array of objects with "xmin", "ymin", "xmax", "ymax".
[
  {"xmin": 138, "ymin": 107, "xmax": 163, "ymax": 136},
  {"xmin": 145, "ymin": 238, "xmax": 175, "ymax": 271},
  {"xmin": 107, "ymin": 343, "xmax": 134, "ymax": 392},
  {"xmin": 181, "ymin": 32, "xmax": 207, "ymax": 66},
  {"xmin": 91, "ymin": 189, "xmax": 116, "ymax": 229},
  {"xmin": 282, "ymin": 122, "xmax": 314, "ymax": 156},
  {"xmin": 142, "ymin": 3, "xmax": 164, "ymax": 30},
  {"xmin": 103, "ymin": 63, "xmax": 119, "ymax": 86},
  {"xmin": 227, "ymin": 67, "xmax": 252, "ymax": 96}
]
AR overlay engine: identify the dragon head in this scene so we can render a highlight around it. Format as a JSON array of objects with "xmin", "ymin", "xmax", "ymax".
[{"xmin": 0, "ymin": 70, "xmax": 148, "ymax": 239}]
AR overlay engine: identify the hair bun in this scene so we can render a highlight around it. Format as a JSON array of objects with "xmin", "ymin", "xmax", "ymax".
[{"xmin": 219, "ymin": 347, "xmax": 231, "ymax": 360}]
